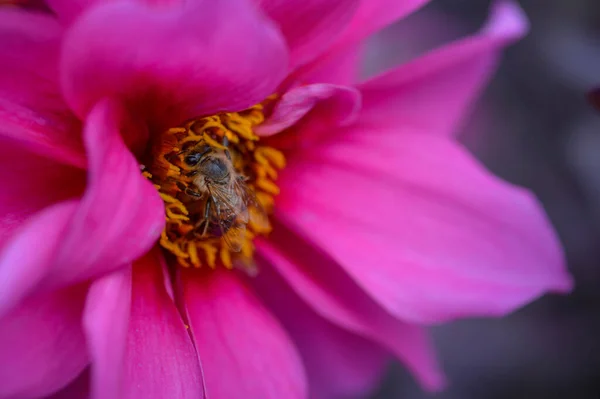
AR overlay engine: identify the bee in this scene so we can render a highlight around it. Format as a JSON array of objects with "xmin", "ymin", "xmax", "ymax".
[{"xmin": 177, "ymin": 137, "xmax": 265, "ymax": 252}]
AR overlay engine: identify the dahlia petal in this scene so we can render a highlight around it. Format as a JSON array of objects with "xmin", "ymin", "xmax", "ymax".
[
  {"xmin": 296, "ymin": 43, "xmax": 363, "ymax": 86},
  {"xmin": 45, "ymin": 370, "xmax": 90, "ymax": 399},
  {"xmin": 47, "ymin": 0, "xmax": 182, "ymax": 24},
  {"xmin": 83, "ymin": 268, "xmax": 132, "ymax": 399},
  {"xmin": 51, "ymin": 99, "xmax": 164, "ymax": 287},
  {"xmin": 0, "ymin": 137, "xmax": 84, "ymax": 253},
  {"xmin": 256, "ymin": 84, "xmax": 361, "ymax": 137},
  {"xmin": 336, "ymin": 0, "xmax": 431, "ymax": 50},
  {"xmin": 0, "ymin": 286, "xmax": 88, "ymax": 398},
  {"xmin": 0, "ymin": 99, "xmax": 159, "ymax": 311},
  {"xmin": 256, "ymin": 231, "xmax": 444, "ymax": 390},
  {"xmin": 124, "ymin": 251, "xmax": 204, "ymax": 399},
  {"xmin": 276, "ymin": 128, "xmax": 573, "ymax": 325},
  {"xmin": 61, "ymin": 0, "xmax": 288, "ymax": 126},
  {"xmin": 253, "ymin": 263, "xmax": 390, "ymax": 399},
  {"xmin": 358, "ymin": 0, "xmax": 529, "ymax": 136},
  {"xmin": 296, "ymin": 0, "xmax": 430, "ymax": 80},
  {"xmin": 182, "ymin": 269, "xmax": 307, "ymax": 399},
  {"xmin": 256, "ymin": 0, "xmax": 359, "ymax": 67},
  {"xmin": 46, "ymin": 0, "xmax": 98, "ymax": 24},
  {"xmin": 0, "ymin": 9, "xmax": 84, "ymax": 165},
  {"xmin": 299, "ymin": 325, "xmax": 387, "ymax": 399},
  {"xmin": 0, "ymin": 200, "xmax": 78, "ymax": 316}
]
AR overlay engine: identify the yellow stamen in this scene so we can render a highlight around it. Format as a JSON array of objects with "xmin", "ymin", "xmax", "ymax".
[
  {"xmin": 198, "ymin": 242, "xmax": 218, "ymax": 269},
  {"xmin": 255, "ymin": 178, "xmax": 281, "ymax": 196},
  {"xmin": 146, "ymin": 102, "xmax": 285, "ymax": 272},
  {"xmin": 188, "ymin": 241, "xmax": 200, "ymax": 268}
]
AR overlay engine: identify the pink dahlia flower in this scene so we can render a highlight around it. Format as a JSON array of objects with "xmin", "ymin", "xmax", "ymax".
[{"xmin": 0, "ymin": 0, "xmax": 572, "ymax": 398}]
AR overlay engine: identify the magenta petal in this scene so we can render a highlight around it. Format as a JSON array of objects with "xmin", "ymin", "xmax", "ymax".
[
  {"xmin": 0, "ymin": 286, "xmax": 88, "ymax": 398},
  {"xmin": 46, "ymin": 0, "xmax": 98, "ymax": 24},
  {"xmin": 253, "ymin": 263, "xmax": 390, "ymax": 399},
  {"xmin": 61, "ymin": 0, "xmax": 288, "ymax": 125},
  {"xmin": 276, "ymin": 127, "xmax": 573, "ymax": 325},
  {"xmin": 0, "ymin": 8, "xmax": 84, "ymax": 166},
  {"xmin": 358, "ymin": 0, "xmax": 528, "ymax": 136},
  {"xmin": 256, "ymin": 230, "xmax": 445, "ymax": 390},
  {"xmin": 45, "ymin": 369, "xmax": 90, "ymax": 399},
  {"xmin": 50, "ymin": 99, "xmax": 164, "ymax": 287},
  {"xmin": 182, "ymin": 269, "xmax": 307, "ymax": 399},
  {"xmin": 124, "ymin": 250, "xmax": 204, "ymax": 399},
  {"xmin": 0, "ymin": 99, "xmax": 163, "ymax": 310},
  {"xmin": 84, "ymin": 268, "xmax": 132, "ymax": 399},
  {"xmin": 48, "ymin": 0, "xmax": 184, "ymax": 24},
  {"xmin": 0, "ymin": 200, "xmax": 79, "ymax": 316},
  {"xmin": 296, "ymin": 43, "xmax": 363, "ymax": 86},
  {"xmin": 0, "ymin": 137, "xmax": 84, "ymax": 253},
  {"xmin": 0, "ymin": 9, "xmax": 85, "ymax": 251},
  {"xmin": 256, "ymin": 0, "xmax": 359, "ymax": 67},
  {"xmin": 256, "ymin": 84, "xmax": 360, "ymax": 137},
  {"xmin": 333, "ymin": 0, "xmax": 431, "ymax": 51},
  {"xmin": 296, "ymin": 0, "xmax": 430, "ymax": 81}
]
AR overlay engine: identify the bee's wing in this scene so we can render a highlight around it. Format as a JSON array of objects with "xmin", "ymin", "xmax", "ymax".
[
  {"xmin": 209, "ymin": 184, "xmax": 247, "ymax": 216},
  {"xmin": 247, "ymin": 200, "xmax": 270, "ymax": 233},
  {"xmin": 221, "ymin": 222, "xmax": 246, "ymax": 253},
  {"xmin": 206, "ymin": 181, "xmax": 250, "ymax": 253},
  {"xmin": 208, "ymin": 180, "xmax": 249, "ymax": 223},
  {"xmin": 236, "ymin": 183, "xmax": 271, "ymax": 232}
]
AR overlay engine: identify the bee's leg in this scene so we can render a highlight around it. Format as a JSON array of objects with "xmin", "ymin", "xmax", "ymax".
[
  {"xmin": 201, "ymin": 198, "xmax": 212, "ymax": 236},
  {"xmin": 184, "ymin": 187, "xmax": 202, "ymax": 198},
  {"xmin": 222, "ymin": 135, "xmax": 232, "ymax": 161},
  {"xmin": 213, "ymin": 201, "xmax": 226, "ymax": 237}
]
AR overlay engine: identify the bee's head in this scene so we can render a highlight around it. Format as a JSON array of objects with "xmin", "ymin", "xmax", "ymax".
[
  {"xmin": 183, "ymin": 145, "xmax": 211, "ymax": 166},
  {"xmin": 204, "ymin": 157, "xmax": 229, "ymax": 180},
  {"xmin": 198, "ymin": 153, "xmax": 230, "ymax": 183}
]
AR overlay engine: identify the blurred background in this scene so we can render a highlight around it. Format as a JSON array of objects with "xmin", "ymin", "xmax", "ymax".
[{"xmin": 363, "ymin": 0, "xmax": 600, "ymax": 398}]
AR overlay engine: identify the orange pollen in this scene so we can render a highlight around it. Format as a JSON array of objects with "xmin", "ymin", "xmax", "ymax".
[{"xmin": 144, "ymin": 102, "xmax": 285, "ymax": 272}]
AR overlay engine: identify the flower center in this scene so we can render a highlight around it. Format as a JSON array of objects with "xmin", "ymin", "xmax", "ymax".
[{"xmin": 144, "ymin": 103, "xmax": 285, "ymax": 271}]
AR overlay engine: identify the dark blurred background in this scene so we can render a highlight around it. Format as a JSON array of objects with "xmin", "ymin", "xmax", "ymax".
[{"xmin": 364, "ymin": 1, "xmax": 600, "ymax": 398}]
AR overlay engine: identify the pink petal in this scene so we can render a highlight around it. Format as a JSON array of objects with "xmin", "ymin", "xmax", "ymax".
[
  {"xmin": 0, "ymin": 286, "xmax": 88, "ymax": 398},
  {"xmin": 253, "ymin": 263, "xmax": 390, "ymax": 399},
  {"xmin": 0, "ymin": 137, "xmax": 84, "ymax": 253},
  {"xmin": 295, "ymin": 43, "xmax": 363, "ymax": 86},
  {"xmin": 45, "ymin": 370, "xmax": 90, "ymax": 399},
  {"xmin": 276, "ymin": 127, "xmax": 573, "ymax": 325},
  {"xmin": 47, "ymin": 0, "xmax": 183, "ymax": 24},
  {"xmin": 0, "ymin": 8, "xmax": 85, "ymax": 166},
  {"xmin": 46, "ymin": 0, "xmax": 98, "ymax": 24},
  {"xmin": 0, "ymin": 10, "xmax": 84, "ymax": 252},
  {"xmin": 60, "ymin": 0, "xmax": 288, "ymax": 127},
  {"xmin": 0, "ymin": 99, "xmax": 162, "ymax": 315},
  {"xmin": 257, "ymin": 84, "xmax": 360, "ymax": 137},
  {"xmin": 182, "ymin": 269, "xmax": 307, "ymax": 399},
  {"xmin": 357, "ymin": 0, "xmax": 529, "ymax": 136},
  {"xmin": 0, "ymin": 100, "xmax": 164, "ymax": 313},
  {"xmin": 256, "ymin": 0, "xmax": 359, "ymax": 68},
  {"xmin": 295, "ymin": 0, "xmax": 430, "ymax": 81},
  {"xmin": 0, "ymin": 200, "xmax": 79, "ymax": 316},
  {"xmin": 124, "ymin": 250, "xmax": 204, "ymax": 399},
  {"xmin": 256, "ymin": 230, "xmax": 445, "ymax": 390},
  {"xmin": 83, "ymin": 268, "xmax": 132, "ymax": 399},
  {"xmin": 336, "ymin": 0, "xmax": 431, "ymax": 50},
  {"xmin": 51, "ymin": 99, "xmax": 165, "ymax": 287}
]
